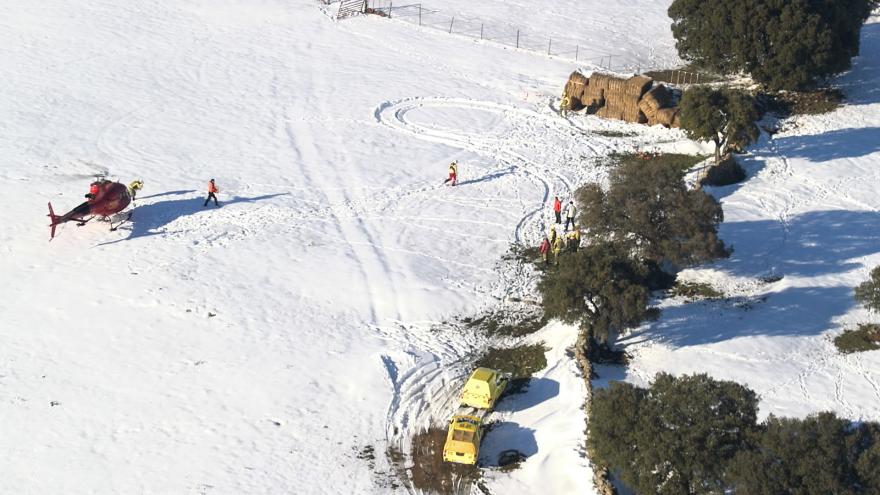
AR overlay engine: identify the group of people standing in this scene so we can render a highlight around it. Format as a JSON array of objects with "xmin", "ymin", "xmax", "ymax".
[{"xmin": 540, "ymin": 195, "xmax": 580, "ymax": 265}]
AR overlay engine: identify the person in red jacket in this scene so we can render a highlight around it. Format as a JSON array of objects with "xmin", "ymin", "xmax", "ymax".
[
  {"xmin": 443, "ymin": 161, "xmax": 458, "ymax": 186},
  {"xmin": 204, "ymin": 179, "xmax": 220, "ymax": 207},
  {"xmin": 553, "ymin": 196, "xmax": 562, "ymax": 224},
  {"xmin": 540, "ymin": 236, "xmax": 551, "ymax": 265}
]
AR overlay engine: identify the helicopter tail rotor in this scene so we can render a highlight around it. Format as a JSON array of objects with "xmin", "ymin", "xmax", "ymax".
[{"xmin": 48, "ymin": 202, "xmax": 60, "ymax": 240}]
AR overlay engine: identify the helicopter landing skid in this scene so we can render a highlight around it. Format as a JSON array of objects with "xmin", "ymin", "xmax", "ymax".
[{"xmin": 109, "ymin": 211, "xmax": 133, "ymax": 232}]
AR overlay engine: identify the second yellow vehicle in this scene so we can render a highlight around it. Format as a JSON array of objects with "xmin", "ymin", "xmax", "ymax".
[{"xmin": 442, "ymin": 367, "xmax": 510, "ymax": 465}]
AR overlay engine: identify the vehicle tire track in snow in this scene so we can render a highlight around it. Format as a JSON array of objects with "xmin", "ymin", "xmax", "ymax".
[{"xmin": 374, "ymin": 97, "xmax": 576, "ymax": 244}]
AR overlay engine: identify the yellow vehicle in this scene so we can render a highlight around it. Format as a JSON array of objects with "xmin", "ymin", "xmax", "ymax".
[
  {"xmin": 459, "ymin": 367, "xmax": 509, "ymax": 410},
  {"xmin": 442, "ymin": 415, "xmax": 482, "ymax": 465}
]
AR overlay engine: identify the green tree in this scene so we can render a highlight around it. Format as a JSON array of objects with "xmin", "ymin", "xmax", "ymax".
[
  {"xmin": 726, "ymin": 413, "xmax": 863, "ymax": 494},
  {"xmin": 588, "ymin": 381, "xmax": 647, "ymax": 480},
  {"xmin": 537, "ymin": 242, "xmax": 648, "ymax": 343},
  {"xmin": 855, "ymin": 266, "xmax": 880, "ymax": 313},
  {"xmin": 589, "ymin": 373, "xmax": 759, "ymax": 494},
  {"xmin": 679, "ymin": 87, "xmax": 760, "ymax": 165},
  {"xmin": 578, "ymin": 158, "xmax": 727, "ymax": 270},
  {"xmin": 668, "ymin": 0, "xmax": 877, "ymax": 90}
]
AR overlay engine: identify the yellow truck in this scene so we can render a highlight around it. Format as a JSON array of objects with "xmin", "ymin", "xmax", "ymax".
[
  {"xmin": 442, "ymin": 415, "xmax": 482, "ymax": 465},
  {"xmin": 442, "ymin": 367, "xmax": 510, "ymax": 465},
  {"xmin": 459, "ymin": 367, "xmax": 509, "ymax": 410}
]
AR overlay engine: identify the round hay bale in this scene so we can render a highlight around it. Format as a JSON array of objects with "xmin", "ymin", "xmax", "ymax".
[{"xmin": 625, "ymin": 75, "xmax": 653, "ymax": 97}]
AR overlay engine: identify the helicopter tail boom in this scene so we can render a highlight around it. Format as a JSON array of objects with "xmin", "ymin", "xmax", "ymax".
[{"xmin": 48, "ymin": 202, "xmax": 60, "ymax": 240}]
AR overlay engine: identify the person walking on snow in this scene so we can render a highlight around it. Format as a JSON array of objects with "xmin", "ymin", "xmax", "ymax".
[
  {"xmin": 552, "ymin": 235, "xmax": 564, "ymax": 265},
  {"xmin": 564, "ymin": 201, "xmax": 577, "ymax": 231},
  {"xmin": 540, "ymin": 236, "xmax": 551, "ymax": 266},
  {"xmin": 128, "ymin": 180, "xmax": 144, "ymax": 201},
  {"xmin": 549, "ymin": 225, "xmax": 557, "ymax": 245},
  {"xmin": 204, "ymin": 179, "xmax": 220, "ymax": 207},
  {"xmin": 443, "ymin": 161, "xmax": 458, "ymax": 186},
  {"xmin": 553, "ymin": 196, "xmax": 562, "ymax": 224}
]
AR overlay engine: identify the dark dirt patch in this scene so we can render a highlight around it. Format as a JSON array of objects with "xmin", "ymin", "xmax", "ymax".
[
  {"xmin": 407, "ymin": 427, "xmax": 481, "ymax": 494},
  {"xmin": 761, "ymin": 88, "xmax": 843, "ymax": 117},
  {"xmin": 670, "ymin": 281, "xmax": 724, "ymax": 301},
  {"xmin": 465, "ymin": 311, "xmax": 547, "ymax": 339},
  {"xmin": 834, "ymin": 324, "xmax": 880, "ymax": 354},
  {"xmin": 608, "ymin": 151, "xmax": 710, "ymax": 173},
  {"xmin": 476, "ymin": 343, "xmax": 548, "ymax": 394}
]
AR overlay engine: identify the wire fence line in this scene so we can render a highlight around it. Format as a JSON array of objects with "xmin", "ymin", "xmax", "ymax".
[{"xmin": 362, "ymin": 0, "xmax": 655, "ymax": 74}]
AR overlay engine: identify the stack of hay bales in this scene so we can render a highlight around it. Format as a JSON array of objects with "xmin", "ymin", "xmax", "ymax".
[
  {"xmin": 638, "ymin": 83, "xmax": 683, "ymax": 128},
  {"xmin": 589, "ymin": 73, "xmax": 652, "ymax": 124},
  {"xmin": 563, "ymin": 72, "xmax": 590, "ymax": 111},
  {"xmin": 638, "ymin": 85, "xmax": 671, "ymax": 122},
  {"xmin": 561, "ymin": 72, "xmax": 683, "ymax": 127}
]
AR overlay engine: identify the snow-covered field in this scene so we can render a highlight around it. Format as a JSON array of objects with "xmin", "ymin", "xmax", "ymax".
[
  {"xmin": 0, "ymin": 1, "xmax": 678, "ymax": 493},
  {"xmin": 2, "ymin": 0, "xmax": 878, "ymax": 493}
]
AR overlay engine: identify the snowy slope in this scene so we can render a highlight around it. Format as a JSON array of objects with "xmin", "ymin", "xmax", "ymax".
[
  {"xmin": 619, "ymin": 16, "xmax": 880, "ymax": 421},
  {"xmin": 0, "ymin": 1, "xmax": 684, "ymax": 493}
]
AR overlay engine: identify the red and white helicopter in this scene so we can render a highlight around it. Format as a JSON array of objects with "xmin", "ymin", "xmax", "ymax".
[{"xmin": 47, "ymin": 176, "xmax": 140, "ymax": 240}]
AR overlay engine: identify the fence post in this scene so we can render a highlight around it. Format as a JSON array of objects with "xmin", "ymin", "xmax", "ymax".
[
  {"xmin": 516, "ymin": 29, "xmax": 519, "ymax": 48},
  {"xmin": 418, "ymin": 4, "xmax": 421, "ymax": 26},
  {"xmin": 449, "ymin": 16, "xmax": 454, "ymax": 33},
  {"xmin": 575, "ymin": 45, "xmax": 578, "ymax": 61},
  {"xmin": 480, "ymin": 23, "xmax": 483, "ymax": 40},
  {"xmin": 548, "ymin": 38, "xmax": 551, "ymax": 55}
]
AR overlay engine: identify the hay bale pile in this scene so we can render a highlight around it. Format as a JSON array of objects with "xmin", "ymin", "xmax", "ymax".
[
  {"xmin": 637, "ymin": 84, "xmax": 681, "ymax": 127},
  {"xmin": 562, "ymin": 72, "xmax": 683, "ymax": 128},
  {"xmin": 638, "ymin": 85, "xmax": 671, "ymax": 120},
  {"xmin": 563, "ymin": 71, "xmax": 590, "ymax": 111},
  {"xmin": 585, "ymin": 73, "xmax": 653, "ymax": 124}
]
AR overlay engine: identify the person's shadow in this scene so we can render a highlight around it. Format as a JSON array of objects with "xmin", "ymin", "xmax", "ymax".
[
  {"xmin": 455, "ymin": 166, "xmax": 516, "ymax": 187},
  {"xmin": 100, "ymin": 190, "xmax": 289, "ymax": 244}
]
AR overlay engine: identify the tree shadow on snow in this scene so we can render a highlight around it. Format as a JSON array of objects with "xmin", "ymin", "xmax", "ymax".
[
  {"xmin": 623, "ymin": 284, "xmax": 854, "ymax": 348},
  {"xmin": 720, "ymin": 209, "xmax": 880, "ymax": 279},
  {"xmin": 495, "ymin": 377, "xmax": 559, "ymax": 413},
  {"xmin": 837, "ymin": 22, "xmax": 880, "ymax": 106},
  {"xmin": 770, "ymin": 127, "xmax": 880, "ymax": 163},
  {"xmin": 620, "ymin": 209, "xmax": 880, "ymax": 348},
  {"xmin": 99, "ymin": 191, "xmax": 289, "ymax": 245},
  {"xmin": 478, "ymin": 422, "xmax": 538, "ymax": 467}
]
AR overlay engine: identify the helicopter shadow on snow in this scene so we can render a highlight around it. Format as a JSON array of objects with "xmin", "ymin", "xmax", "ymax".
[{"xmin": 98, "ymin": 191, "xmax": 289, "ymax": 245}]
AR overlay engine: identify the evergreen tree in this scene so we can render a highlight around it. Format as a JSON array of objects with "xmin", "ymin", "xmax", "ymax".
[
  {"xmin": 726, "ymin": 412, "xmax": 863, "ymax": 494},
  {"xmin": 679, "ymin": 87, "xmax": 759, "ymax": 165},
  {"xmin": 589, "ymin": 373, "xmax": 759, "ymax": 494},
  {"xmin": 668, "ymin": 0, "xmax": 877, "ymax": 89},
  {"xmin": 538, "ymin": 242, "xmax": 648, "ymax": 343},
  {"xmin": 588, "ymin": 381, "xmax": 646, "ymax": 481},
  {"xmin": 577, "ymin": 158, "xmax": 727, "ymax": 270},
  {"xmin": 855, "ymin": 266, "xmax": 880, "ymax": 313}
]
